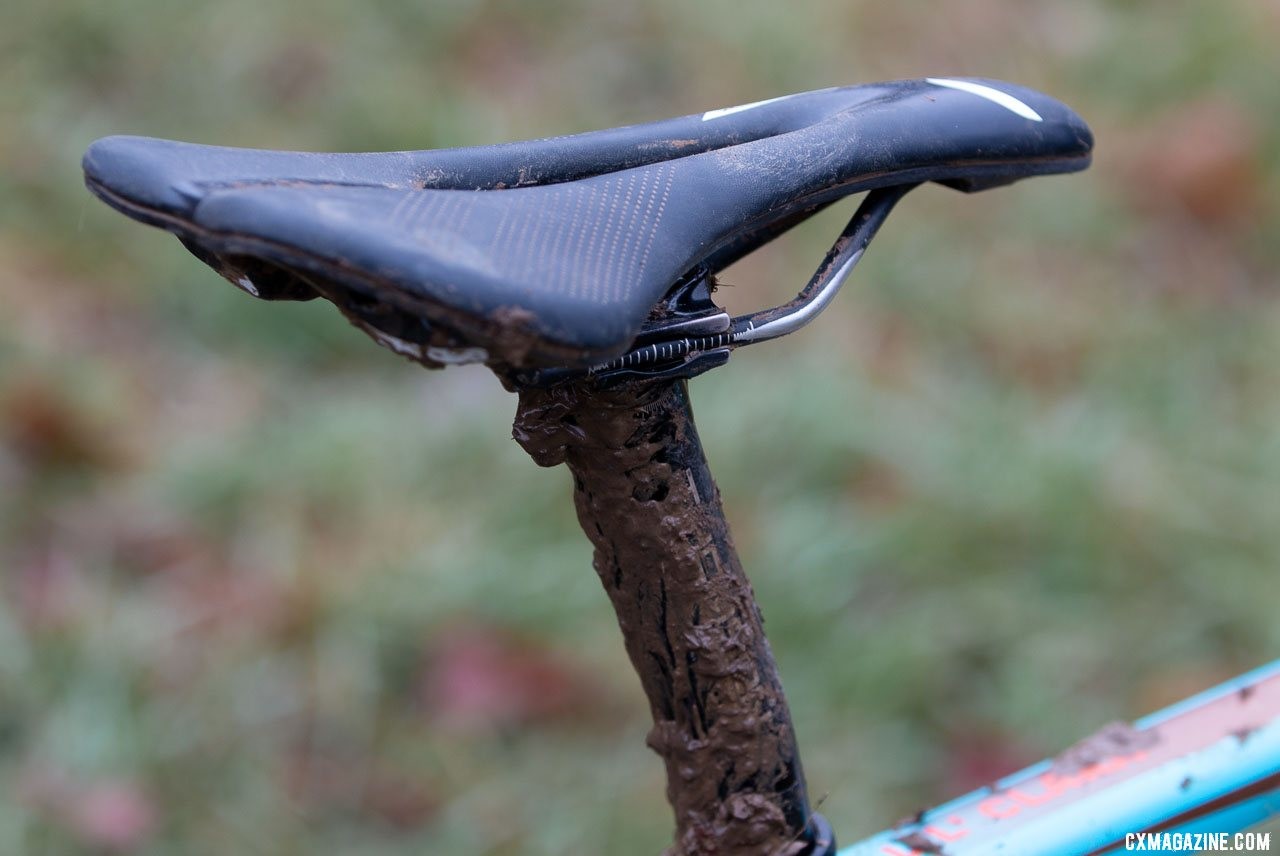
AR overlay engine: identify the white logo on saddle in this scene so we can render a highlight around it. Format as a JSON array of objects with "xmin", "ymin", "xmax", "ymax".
[
  {"xmin": 701, "ymin": 94, "xmax": 796, "ymax": 122},
  {"xmin": 926, "ymin": 78, "xmax": 1043, "ymax": 122}
]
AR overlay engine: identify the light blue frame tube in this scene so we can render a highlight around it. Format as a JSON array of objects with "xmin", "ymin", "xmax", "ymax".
[{"xmin": 840, "ymin": 660, "xmax": 1280, "ymax": 856}]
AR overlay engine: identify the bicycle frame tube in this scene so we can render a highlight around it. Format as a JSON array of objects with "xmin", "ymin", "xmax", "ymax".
[
  {"xmin": 842, "ymin": 659, "xmax": 1280, "ymax": 856},
  {"xmin": 512, "ymin": 377, "xmax": 834, "ymax": 856}
]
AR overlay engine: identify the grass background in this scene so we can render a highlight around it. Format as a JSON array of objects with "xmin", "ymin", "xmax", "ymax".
[{"xmin": 2, "ymin": 1, "xmax": 1279, "ymax": 853}]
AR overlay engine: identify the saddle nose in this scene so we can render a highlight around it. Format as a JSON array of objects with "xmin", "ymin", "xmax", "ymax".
[{"xmin": 82, "ymin": 135, "xmax": 209, "ymax": 220}]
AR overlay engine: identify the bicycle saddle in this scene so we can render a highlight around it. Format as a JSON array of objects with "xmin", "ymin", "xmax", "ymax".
[{"xmin": 83, "ymin": 77, "xmax": 1092, "ymax": 377}]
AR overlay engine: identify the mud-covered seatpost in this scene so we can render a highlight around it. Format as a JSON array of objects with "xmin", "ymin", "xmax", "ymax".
[{"xmin": 513, "ymin": 377, "xmax": 834, "ymax": 856}]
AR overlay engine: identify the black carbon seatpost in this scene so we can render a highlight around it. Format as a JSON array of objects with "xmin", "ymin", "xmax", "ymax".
[{"xmin": 512, "ymin": 377, "xmax": 835, "ymax": 856}]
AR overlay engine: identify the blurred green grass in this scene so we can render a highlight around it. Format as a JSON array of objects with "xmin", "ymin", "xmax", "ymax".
[{"xmin": 2, "ymin": 1, "xmax": 1279, "ymax": 853}]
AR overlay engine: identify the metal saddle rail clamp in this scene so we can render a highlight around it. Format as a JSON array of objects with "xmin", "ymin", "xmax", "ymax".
[{"xmin": 522, "ymin": 184, "xmax": 917, "ymax": 389}]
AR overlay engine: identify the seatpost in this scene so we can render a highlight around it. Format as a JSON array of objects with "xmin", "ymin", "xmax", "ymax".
[{"xmin": 513, "ymin": 377, "xmax": 834, "ymax": 856}]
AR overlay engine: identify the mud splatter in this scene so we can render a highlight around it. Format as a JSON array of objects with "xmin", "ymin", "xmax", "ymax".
[
  {"xmin": 1051, "ymin": 721, "xmax": 1159, "ymax": 775},
  {"xmin": 513, "ymin": 378, "xmax": 816, "ymax": 856},
  {"xmin": 894, "ymin": 830, "xmax": 945, "ymax": 853}
]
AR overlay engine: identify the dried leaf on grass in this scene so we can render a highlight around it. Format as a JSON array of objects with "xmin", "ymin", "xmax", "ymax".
[{"xmin": 418, "ymin": 623, "xmax": 618, "ymax": 732}]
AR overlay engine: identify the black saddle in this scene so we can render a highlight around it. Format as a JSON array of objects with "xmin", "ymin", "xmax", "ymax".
[{"xmin": 83, "ymin": 77, "xmax": 1092, "ymax": 377}]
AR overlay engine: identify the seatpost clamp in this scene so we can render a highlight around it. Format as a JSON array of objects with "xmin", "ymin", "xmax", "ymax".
[{"xmin": 520, "ymin": 184, "xmax": 917, "ymax": 389}]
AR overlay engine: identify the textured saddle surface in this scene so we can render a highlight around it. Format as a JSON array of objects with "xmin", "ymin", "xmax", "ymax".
[{"xmin": 83, "ymin": 77, "xmax": 1093, "ymax": 369}]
